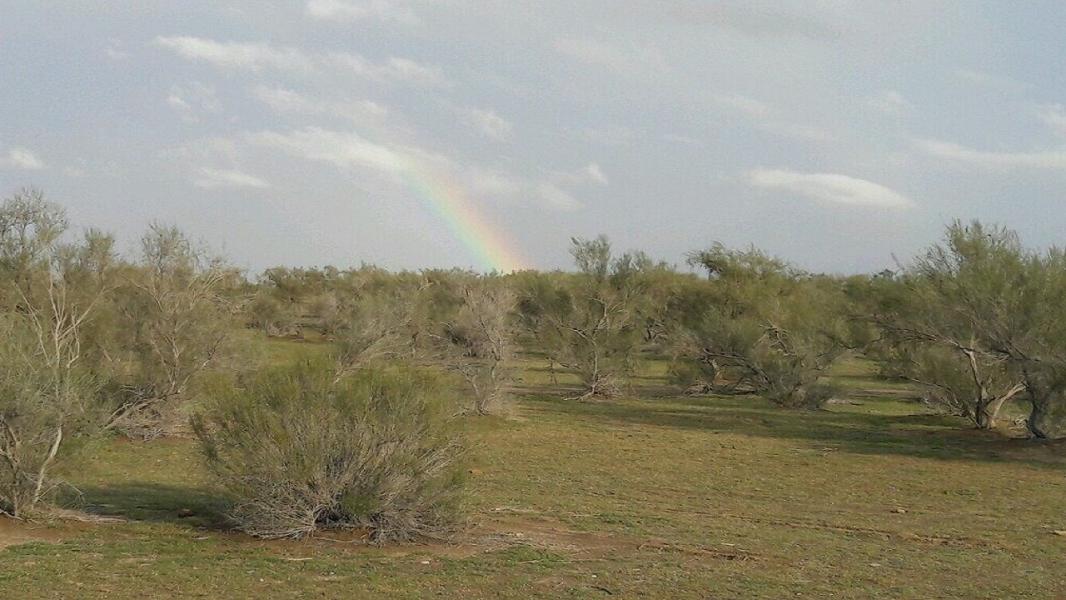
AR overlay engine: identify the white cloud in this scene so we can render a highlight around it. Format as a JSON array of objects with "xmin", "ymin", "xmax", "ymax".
[
  {"xmin": 867, "ymin": 90, "xmax": 912, "ymax": 114},
  {"xmin": 662, "ymin": 133, "xmax": 704, "ymax": 147},
  {"xmin": 1037, "ymin": 104, "xmax": 1066, "ymax": 137},
  {"xmin": 583, "ymin": 163, "xmax": 608, "ymax": 186},
  {"xmin": 155, "ymin": 36, "xmax": 446, "ymax": 85},
  {"xmin": 710, "ymin": 93, "xmax": 834, "ymax": 142},
  {"xmin": 916, "ymin": 138, "xmax": 1066, "ymax": 170},
  {"xmin": 252, "ymin": 86, "xmax": 388, "ymax": 126},
  {"xmin": 0, "ymin": 147, "xmax": 45, "ymax": 170},
  {"xmin": 550, "ymin": 162, "xmax": 610, "ymax": 188},
  {"xmin": 757, "ymin": 121, "xmax": 836, "ymax": 143},
  {"xmin": 955, "ymin": 69, "xmax": 1026, "ymax": 93},
  {"xmin": 105, "ymin": 38, "xmax": 130, "ymax": 60},
  {"xmin": 193, "ymin": 167, "xmax": 270, "ymax": 189},
  {"xmin": 661, "ymin": 2, "xmax": 844, "ymax": 40},
  {"xmin": 710, "ymin": 93, "xmax": 772, "ymax": 119},
  {"xmin": 246, "ymin": 127, "xmax": 584, "ymax": 211},
  {"xmin": 306, "ymin": 0, "xmax": 418, "ymax": 25},
  {"xmin": 536, "ymin": 183, "xmax": 582, "ymax": 211},
  {"xmin": 250, "ymin": 127, "xmax": 408, "ymax": 174},
  {"xmin": 465, "ymin": 168, "xmax": 523, "ymax": 196},
  {"xmin": 167, "ymin": 82, "xmax": 221, "ymax": 122},
  {"xmin": 458, "ymin": 107, "xmax": 513, "ymax": 140},
  {"xmin": 155, "ymin": 36, "xmax": 315, "ymax": 73},
  {"xmin": 747, "ymin": 168, "xmax": 913, "ymax": 209},
  {"xmin": 552, "ymin": 37, "xmax": 668, "ymax": 76}
]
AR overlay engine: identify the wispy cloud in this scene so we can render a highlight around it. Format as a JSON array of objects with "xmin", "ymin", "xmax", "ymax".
[
  {"xmin": 955, "ymin": 68, "xmax": 1026, "ymax": 93},
  {"xmin": 709, "ymin": 93, "xmax": 773, "ymax": 119},
  {"xmin": 458, "ymin": 107, "xmax": 513, "ymax": 140},
  {"xmin": 154, "ymin": 36, "xmax": 446, "ymax": 85},
  {"xmin": 105, "ymin": 38, "xmax": 130, "ymax": 60},
  {"xmin": 250, "ymin": 127, "xmax": 408, "ymax": 174},
  {"xmin": 552, "ymin": 37, "xmax": 668, "ymax": 77},
  {"xmin": 551, "ymin": 162, "xmax": 609, "ymax": 187},
  {"xmin": 535, "ymin": 183, "xmax": 582, "ymax": 211},
  {"xmin": 167, "ymin": 82, "xmax": 221, "ymax": 123},
  {"xmin": 916, "ymin": 138, "xmax": 1066, "ymax": 170},
  {"xmin": 866, "ymin": 89, "xmax": 912, "ymax": 115},
  {"xmin": 193, "ymin": 167, "xmax": 270, "ymax": 189},
  {"xmin": 662, "ymin": 2, "xmax": 844, "ymax": 40},
  {"xmin": 244, "ymin": 127, "xmax": 586, "ymax": 211},
  {"xmin": 0, "ymin": 147, "xmax": 45, "ymax": 170},
  {"xmin": 748, "ymin": 168, "xmax": 913, "ymax": 209},
  {"xmin": 710, "ymin": 93, "xmax": 835, "ymax": 142},
  {"xmin": 252, "ymin": 86, "xmax": 388, "ymax": 126},
  {"xmin": 306, "ymin": 0, "xmax": 418, "ymax": 25},
  {"xmin": 155, "ymin": 36, "xmax": 314, "ymax": 73},
  {"xmin": 1037, "ymin": 104, "xmax": 1066, "ymax": 137}
]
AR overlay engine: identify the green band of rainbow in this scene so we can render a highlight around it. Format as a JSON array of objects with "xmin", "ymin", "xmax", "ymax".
[{"xmin": 401, "ymin": 164, "xmax": 529, "ymax": 273}]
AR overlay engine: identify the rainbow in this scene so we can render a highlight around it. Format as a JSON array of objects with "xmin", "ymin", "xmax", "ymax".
[{"xmin": 400, "ymin": 164, "xmax": 529, "ymax": 273}]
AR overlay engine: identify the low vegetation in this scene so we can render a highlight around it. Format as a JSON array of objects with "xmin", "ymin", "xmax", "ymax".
[
  {"xmin": 192, "ymin": 361, "xmax": 464, "ymax": 541},
  {"xmin": 2, "ymin": 189, "xmax": 1066, "ymax": 598}
]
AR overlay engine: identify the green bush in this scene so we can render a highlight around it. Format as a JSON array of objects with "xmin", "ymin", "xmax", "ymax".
[{"xmin": 192, "ymin": 361, "xmax": 465, "ymax": 541}]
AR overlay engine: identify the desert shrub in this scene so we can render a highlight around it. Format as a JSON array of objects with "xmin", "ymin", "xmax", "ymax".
[
  {"xmin": 247, "ymin": 292, "xmax": 299, "ymax": 337},
  {"xmin": 0, "ymin": 190, "xmax": 108, "ymax": 516},
  {"xmin": 336, "ymin": 290, "xmax": 417, "ymax": 370},
  {"xmin": 518, "ymin": 237, "xmax": 649, "ymax": 399},
  {"xmin": 672, "ymin": 244, "xmax": 845, "ymax": 409},
  {"xmin": 192, "ymin": 361, "xmax": 465, "ymax": 541},
  {"xmin": 107, "ymin": 224, "xmax": 232, "ymax": 438},
  {"xmin": 434, "ymin": 278, "xmax": 517, "ymax": 415},
  {"xmin": 0, "ymin": 321, "xmax": 101, "ymax": 517}
]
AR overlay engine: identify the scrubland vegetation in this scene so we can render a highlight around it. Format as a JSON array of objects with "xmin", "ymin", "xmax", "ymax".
[{"xmin": 2, "ymin": 188, "xmax": 1066, "ymax": 598}]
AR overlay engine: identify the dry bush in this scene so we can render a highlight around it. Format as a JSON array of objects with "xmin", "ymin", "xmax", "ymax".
[
  {"xmin": 335, "ymin": 291, "xmax": 416, "ymax": 371},
  {"xmin": 0, "ymin": 190, "xmax": 108, "ymax": 516},
  {"xmin": 192, "ymin": 361, "xmax": 465, "ymax": 541},
  {"xmin": 436, "ymin": 279, "xmax": 517, "ymax": 415},
  {"xmin": 107, "ymin": 224, "xmax": 232, "ymax": 438}
]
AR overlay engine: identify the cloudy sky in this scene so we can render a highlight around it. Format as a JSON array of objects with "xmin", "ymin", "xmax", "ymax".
[{"xmin": 3, "ymin": 1, "xmax": 1066, "ymax": 273}]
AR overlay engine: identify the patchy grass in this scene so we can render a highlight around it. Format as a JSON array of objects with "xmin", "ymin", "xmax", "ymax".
[{"xmin": 2, "ymin": 348, "xmax": 1066, "ymax": 598}]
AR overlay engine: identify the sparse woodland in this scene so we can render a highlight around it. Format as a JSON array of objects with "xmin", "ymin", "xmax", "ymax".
[{"xmin": 3, "ymin": 186, "xmax": 1066, "ymax": 546}]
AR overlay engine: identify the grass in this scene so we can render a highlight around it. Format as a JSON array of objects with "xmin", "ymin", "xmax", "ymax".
[{"xmin": 2, "ymin": 343, "xmax": 1065, "ymax": 598}]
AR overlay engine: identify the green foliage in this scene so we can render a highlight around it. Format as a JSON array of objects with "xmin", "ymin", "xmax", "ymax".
[
  {"xmin": 0, "ymin": 190, "xmax": 107, "ymax": 516},
  {"xmin": 192, "ymin": 360, "xmax": 465, "ymax": 541},
  {"xmin": 517, "ymin": 237, "xmax": 650, "ymax": 399},
  {"xmin": 872, "ymin": 221, "xmax": 1066, "ymax": 435},
  {"xmin": 671, "ymin": 244, "xmax": 845, "ymax": 408},
  {"xmin": 105, "ymin": 224, "xmax": 233, "ymax": 438}
]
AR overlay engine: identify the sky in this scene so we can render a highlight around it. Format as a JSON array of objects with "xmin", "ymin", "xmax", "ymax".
[{"xmin": 3, "ymin": 1, "xmax": 1066, "ymax": 274}]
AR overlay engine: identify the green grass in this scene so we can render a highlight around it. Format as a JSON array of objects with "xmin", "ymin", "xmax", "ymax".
[{"xmin": 2, "ymin": 344, "xmax": 1066, "ymax": 598}]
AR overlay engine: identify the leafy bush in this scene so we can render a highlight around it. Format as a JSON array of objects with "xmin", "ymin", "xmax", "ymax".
[
  {"xmin": 671, "ymin": 244, "xmax": 845, "ymax": 409},
  {"xmin": 192, "ymin": 361, "xmax": 465, "ymax": 541},
  {"xmin": 517, "ymin": 237, "xmax": 650, "ymax": 400}
]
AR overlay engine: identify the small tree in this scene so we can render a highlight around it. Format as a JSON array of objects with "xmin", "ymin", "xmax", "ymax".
[
  {"xmin": 519, "ymin": 236, "xmax": 647, "ymax": 400},
  {"xmin": 0, "ymin": 191, "xmax": 108, "ymax": 517},
  {"xmin": 107, "ymin": 224, "xmax": 231, "ymax": 438},
  {"xmin": 873, "ymin": 222, "xmax": 1039, "ymax": 430},
  {"xmin": 192, "ymin": 361, "xmax": 465, "ymax": 541},
  {"xmin": 673, "ymin": 244, "xmax": 844, "ymax": 409},
  {"xmin": 436, "ymin": 278, "xmax": 517, "ymax": 415}
]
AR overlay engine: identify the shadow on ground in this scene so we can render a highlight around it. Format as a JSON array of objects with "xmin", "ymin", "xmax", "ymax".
[
  {"xmin": 519, "ymin": 392, "xmax": 1066, "ymax": 470},
  {"xmin": 72, "ymin": 482, "xmax": 229, "ymax": 529}
]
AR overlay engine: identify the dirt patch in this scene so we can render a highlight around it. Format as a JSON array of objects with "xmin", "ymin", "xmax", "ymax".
[{"xmin": 0, "ymin": 518, "xmax": 69, "ymax": 550}]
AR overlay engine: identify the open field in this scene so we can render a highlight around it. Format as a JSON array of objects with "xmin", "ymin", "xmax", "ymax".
[{"xmin": 1, "ymin": 343, "xmax": 1064, "ymax": 599}]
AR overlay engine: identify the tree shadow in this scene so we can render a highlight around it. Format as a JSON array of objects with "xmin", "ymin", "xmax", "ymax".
[
  {"xmin": 70, "ymin": 482, "xmax": 230, "ymax": 530},
  {"xmin": 519, "ymin": 393, "xmax": 1066, "ymax": 470}
]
